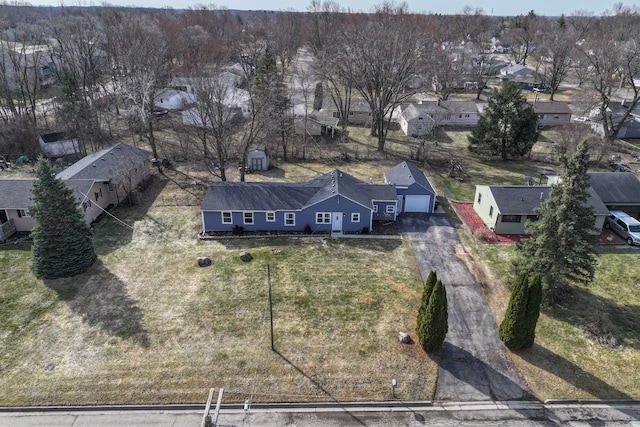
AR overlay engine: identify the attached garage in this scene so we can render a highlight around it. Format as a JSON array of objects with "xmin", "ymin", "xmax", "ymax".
[
  {"xmin": 404, "ymin": 195, "xmax": 431, "ymax": 213},
  {"xmin": 385, "ymin": 161, "xmax": 437, "ymax": 214}
]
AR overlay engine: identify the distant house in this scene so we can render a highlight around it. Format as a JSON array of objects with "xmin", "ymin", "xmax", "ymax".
[
  {"xmin": 399, "ymin": 101, "xmax": 480, "ymax": 136},
  {"xmin": 588, "ymin": 101, "xmax": 640, "ymax": 139},
  {"xmin": 154, "ymin": 88, "xmax": 196, "ymax": 111},
  {"xmin": 384, "ymin": 161, "xmax": 437, "ymax": 213},
  {"xmin": 588, "ymin": 172, "xmax": 640, "ymax": 218},
  {"xmin": 319, "ymin": 98, "xmax": 372, "ymax": 126},
  {"xmin": 201, "ymin": 169, "xmax": 398, "ymax": 234},
  {"xmin": 0, "ymin": 142, "xmax": 151, "ymax": 241},
  {"xmin": 246, "ymin": 145, "xmax": 269, "ymax": 171},
  {"xmin": 532, "ymin": 101, "xmax": 572, "ymax": 128},
  {"xmin": 473, "ymin": 185, "xmax": 609, "ymax": 235},
  {"xmin": 294, "ymin": 112, "xmax": 339, "ymax": 137},
  {"xmin": 38, "ymin": 132, "xmax": 81, "ymax": 158}
]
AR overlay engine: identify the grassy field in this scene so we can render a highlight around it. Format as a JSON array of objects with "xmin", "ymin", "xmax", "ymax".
[{"xmin": 0, "ymin": 172, "xmax": 438, "ymax": 406}]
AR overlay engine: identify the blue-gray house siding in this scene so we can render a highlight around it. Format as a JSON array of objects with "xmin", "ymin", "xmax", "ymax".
[
  {"xmin": 201, "ymin": 169, "xmax": 398, "ymax": 234},
  {"xmin": 384, "ymin": 161, "xmax": 437, "ymax": 213}
]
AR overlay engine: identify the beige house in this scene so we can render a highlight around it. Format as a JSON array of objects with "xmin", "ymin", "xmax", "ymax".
[
  {"xmin": 0, "ymin": 142, "xmax": 150, "ymax": 242},
  {"xmin": 473, "ymin": 185, "xmax": 609, "ymax": 235},
  {"xmin": 399, "ymin": 101, "xmax": 480, "ymax": 136},
  {"xmin": 532, "ymin": 101, "xmax": 572, "ymax": 128}
]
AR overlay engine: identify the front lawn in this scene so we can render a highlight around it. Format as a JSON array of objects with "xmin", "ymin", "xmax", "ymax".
[{"xmin": 0, "ymin": 174, "xmax": 437, "ymax": 406}]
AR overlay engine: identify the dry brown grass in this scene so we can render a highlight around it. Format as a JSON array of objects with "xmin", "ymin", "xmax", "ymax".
[{"xmin": 0, "ymin": 171, "xmax": 438, "ymax": 406}]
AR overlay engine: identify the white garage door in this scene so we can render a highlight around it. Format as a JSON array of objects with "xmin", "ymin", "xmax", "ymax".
[{"xmin": 404, "ymin": 195, "xmax": 431, "ymax": 213}]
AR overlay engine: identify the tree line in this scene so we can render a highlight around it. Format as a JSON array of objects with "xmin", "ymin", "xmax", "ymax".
[{"xmin": 1, "ymin": 3, "xmax": 640, "ymax": 173}]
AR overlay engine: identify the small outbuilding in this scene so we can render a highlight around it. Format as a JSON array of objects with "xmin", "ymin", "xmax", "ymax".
[
  {"xmin": 38, "ymin": 132, "xmax": 81, "ymax": 158},
  {"xmin": 246, "ymin": 145, "xmax": 269, "ymax": 171}
]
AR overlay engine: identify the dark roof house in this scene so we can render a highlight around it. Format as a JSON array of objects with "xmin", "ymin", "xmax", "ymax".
[{"xmin": 384, "ymin": 161, "xmax": 437, "ymax": 213}]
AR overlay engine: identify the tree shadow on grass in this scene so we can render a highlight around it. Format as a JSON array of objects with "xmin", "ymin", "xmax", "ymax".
[
  {"xmin": 273, "ymin": 348, "xmax": 368, "ymax": 427},
  {"xmin": 518, "ymin": 344, "xmax": 631, "ymax": 400},
  {"xmin": 45, "ymin": 260, "xmax": 149, "ymax": 347},
  {"xmin": 543, "ymin": 286, "xmax": 640, "ymax": 350},
  {"xmin": 93, "ymin": 174, "xmax": 168, "ymax": 256}
]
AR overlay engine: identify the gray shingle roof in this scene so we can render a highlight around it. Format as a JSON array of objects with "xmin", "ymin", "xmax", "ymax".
[
  {"xmin": 384, "ymin": 161, "xmax": 435, "ymax": 193},
  {"xmin": 588, "ymin": 172, "xmax": 640, "ymax": 204},
  {"xmin": 56, "ymin": 142, "xmax": 150, "ymax": 181},
  {"xmin": 490, "ymin": 185, "xmax": 609, "ymax": 215},
  {"xmin": 531, "ymin": 101, "xmax": 572, "ymax": 114},
  {"xmin": 202, "ymin": 169, "xmax": 397, "ymax": 212},
  {"xmin": 0, "ymin": 178, "xmax": 97, "ymax": 209}
]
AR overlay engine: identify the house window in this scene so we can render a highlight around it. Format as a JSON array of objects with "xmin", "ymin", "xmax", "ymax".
[
  {"xmin": 266, "ymin": 212, "xmax": 276, "ymax": 222},
  {"xmin": 553, "ymin": 115, "xmax": 559, "ymax": 119},
  {"xmin": 285, "ymin": 212, "xmax": 295, "ymax": 226},
  {"xmin": 373, "ymin": 205, "xmax": 378, "ymax": 212},
  {"xmin": 222, "ymin": 212, "xmax": 232, "ymax": 224},
  {"xmin": 386, "ymin": 205, "xmax": 395, "ymax": 213},
  {"xmin": 539, "ymin": 114, "xmax": 545, "ymax": 120},
  {"xmin": 94, "ymin": 188, "xmax": 102, "ymax": 201},
  {"xmin": 349, "ymin": 111, "xmax": 354, "ymax": 116},
  {"xmin": 526, "ymin": 215, "xmax": 538, "ymax": 221},
  {"xmin": 418, "ymin": 117, "xmax": 423, "ymax": 120},
  {"xmin": 477, "ymin": 193, "xmax": 482, "ymax": 204},
  {"xmin": 501, "ymin": 215, "xmax": 522, "ymax": 223},
  {"xmin": 316, "ymin": 212, "xmax": 331, "ymax": 224},
  {"xmin": 243, "ymin": 212, "xmax": 254, "ymax": 224},
  {"xmin": 332, "ymin": 111, "xmax": 339, "ymax": 118},
  {"xmin": 351, "ymin": 213, "xmax": 360, "ymax": 222},
  {"xmin": 17, "ymin": 209, "xmax": 30, "ymax": 218},
  {"xmin": 489, "ymin": 206, "xmax": 494, "ymax": 218},
  {"xmin": 82, "ymin": 200, "xmax": 92, "ymax": 212},
  {"xmin": 108, "ymin": 183, "xmax": 116, "ymax": 192}
]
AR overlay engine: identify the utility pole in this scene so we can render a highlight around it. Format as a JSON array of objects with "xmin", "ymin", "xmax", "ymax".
[{"xmin": 268, "ymin": 264, "xmax": 274, "ymax": 350}]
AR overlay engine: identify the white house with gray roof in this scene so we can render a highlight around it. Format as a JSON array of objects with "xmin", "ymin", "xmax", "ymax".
[
  {"xmin": 399, "ymin": 101, "xmax": 480, "ymax": 136},
  {"xmin": 473, "ymin": 185, "xmax": 609, "ymax": 235}
]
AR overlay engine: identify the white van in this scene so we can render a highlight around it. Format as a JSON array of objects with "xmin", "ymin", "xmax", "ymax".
[{"xmin": 605, "ymin": 210, "xmax": 640, "ymax": 245}]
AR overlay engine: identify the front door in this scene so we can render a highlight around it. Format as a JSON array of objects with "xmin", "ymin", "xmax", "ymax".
[{"xmin": 332, "ymin": 212, "xmax": 343, "ymax": 232}]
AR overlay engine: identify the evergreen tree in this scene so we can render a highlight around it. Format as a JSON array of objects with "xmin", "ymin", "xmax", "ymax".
[
  {"xmin": 416, "ymin": 270, "xmax": 437, "ymax": 348},
  {"xmin": 468, "ymin": 81, "xmax": 539, "ymax": 159},
  {"xmin": 524, "ymin": 274, "xmax": 543, "ymax": 347},
  {"xmin": 31, "ymin": 158, "xmax": 96, "ymax": 279},
  {"xmin": 419, "ymin": 279, "xmax": 448, "ymax": 352},
  {"xmin": 514, "ymin": 140, "xmax": 597, "ymax": 302},
  {"xmin": 499, "ymin": 272, "xmax": 530, "ymax": 350}
]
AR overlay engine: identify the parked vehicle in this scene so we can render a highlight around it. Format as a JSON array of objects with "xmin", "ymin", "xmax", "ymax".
[{"xmin": 604, "ymin": 210, "xmax": 640, "ymax": 245}]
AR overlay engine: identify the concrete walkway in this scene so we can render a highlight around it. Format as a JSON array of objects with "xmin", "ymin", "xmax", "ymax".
[{"xmin": 397, "ymin": 213, "xmax": 532, "ymax": 401}]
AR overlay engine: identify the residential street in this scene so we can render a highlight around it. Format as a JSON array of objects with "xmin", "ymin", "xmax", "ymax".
[{"xmin": 397, "ymin": 213, "xmax": 532, "ymax": 401}]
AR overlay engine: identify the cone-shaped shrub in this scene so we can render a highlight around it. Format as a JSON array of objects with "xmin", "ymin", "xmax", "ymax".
[
  {"xmin": 524, "ymin": 273, "xmax": 543, "ymax": 348},
  {"xmin": 419, "ymin": 279, "xmax": 448, "ymax": 352},
  {"xmin": 416, "ymin": 270, "xmax": 437, "ymax": 348},
  {"xmin": 499, "ymin": 272, "xmax": 530, "ymax": 350}
]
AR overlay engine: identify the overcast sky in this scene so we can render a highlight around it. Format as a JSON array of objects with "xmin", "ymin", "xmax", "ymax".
[{"xmin": 26, "ymin": 0, "xmax": 621, "ymax": 16}]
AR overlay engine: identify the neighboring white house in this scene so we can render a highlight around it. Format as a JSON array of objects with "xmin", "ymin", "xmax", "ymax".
[
  {"xmin": 319, "ymin": 98, "xmax": 372, "ymax": 126},
  {"xmin": 399, "ymin": 101, "xmax": 480, "ymax": 136}
]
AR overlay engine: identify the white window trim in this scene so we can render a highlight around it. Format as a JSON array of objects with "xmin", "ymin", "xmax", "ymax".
[
  {"xmin": 222, "ymin": 212, "xmax": 233, "ymax": 224},
  {"xmin": 266, "ymin": 212, "xmax": 276, "ymax": 222},
  {"xmin": 351, "ymin": 213, "xmax": 360, "ymax": 222},
  {"xmin": 316, "ymin": 212, "xmax": 331, "ymax": 224},
  {"xmin": 373, "ymin": 205, "xmax": 378, "ymax": 212},
  {"xmin": 18, "ymin": 209, "xmax": 31, "ymax": 218},
  {"xmin": 386, "ymin": 205, "xmax": 395, "ymax": 213},
  {"xmin": 285, "ymin": 212, "xmax": 295, "ymax": 226},
  {"xmin": 243, "ymin": 212, "xmax": 254, "ymax": 225}
]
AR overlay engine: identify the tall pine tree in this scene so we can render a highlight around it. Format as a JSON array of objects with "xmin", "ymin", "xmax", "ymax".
[
  {"xmin": 416, "ymin": 270, "xmax": 437, "ymax": 348},
  {"xmin": 514, "ymin": 140, "xmax": 596, "ymax": 303},
  {"xmin": 468, "ymin": 81, "xmax": 539, "ymax": 160},
  {"xmin": 31, "ymin": 158, "xmax": 97, "ymax": 279},
  {"xmin": 419, "ymin": 279, "xmax": 448, "ymax": 352}
]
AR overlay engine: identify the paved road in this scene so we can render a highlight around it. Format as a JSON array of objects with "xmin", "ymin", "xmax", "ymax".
[
  {"xmin": 397, "ymin": 213, "xmax": 532, "ymax": 401},
  {"xmin": 2, "ymin": 401, "xmax": 640, "ymax": 426}
]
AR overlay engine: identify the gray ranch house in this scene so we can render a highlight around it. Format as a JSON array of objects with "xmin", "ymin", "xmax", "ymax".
[
  {"xmin": 532, "ymin": 101, "xmax": 572, "ymax": 128},
  {"xmin": 201, "ymin": 169, "xmax": 398, "ymax": 234},
  {"xmin": 399, "ymin": 101, "xmax": 480, "ymax": 137},
  {"xmin": 473, "ymin": 185, "xmax": 609, "ymax": 235},
  {"xmin": 384, "ymin": 161, "xmax": 437, "ymax": 213}
]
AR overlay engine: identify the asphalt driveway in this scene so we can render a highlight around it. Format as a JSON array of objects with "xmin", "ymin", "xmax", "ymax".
[{"xmin": 397, "ymin": 213, "xmax": 532, "ymax": 401}]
